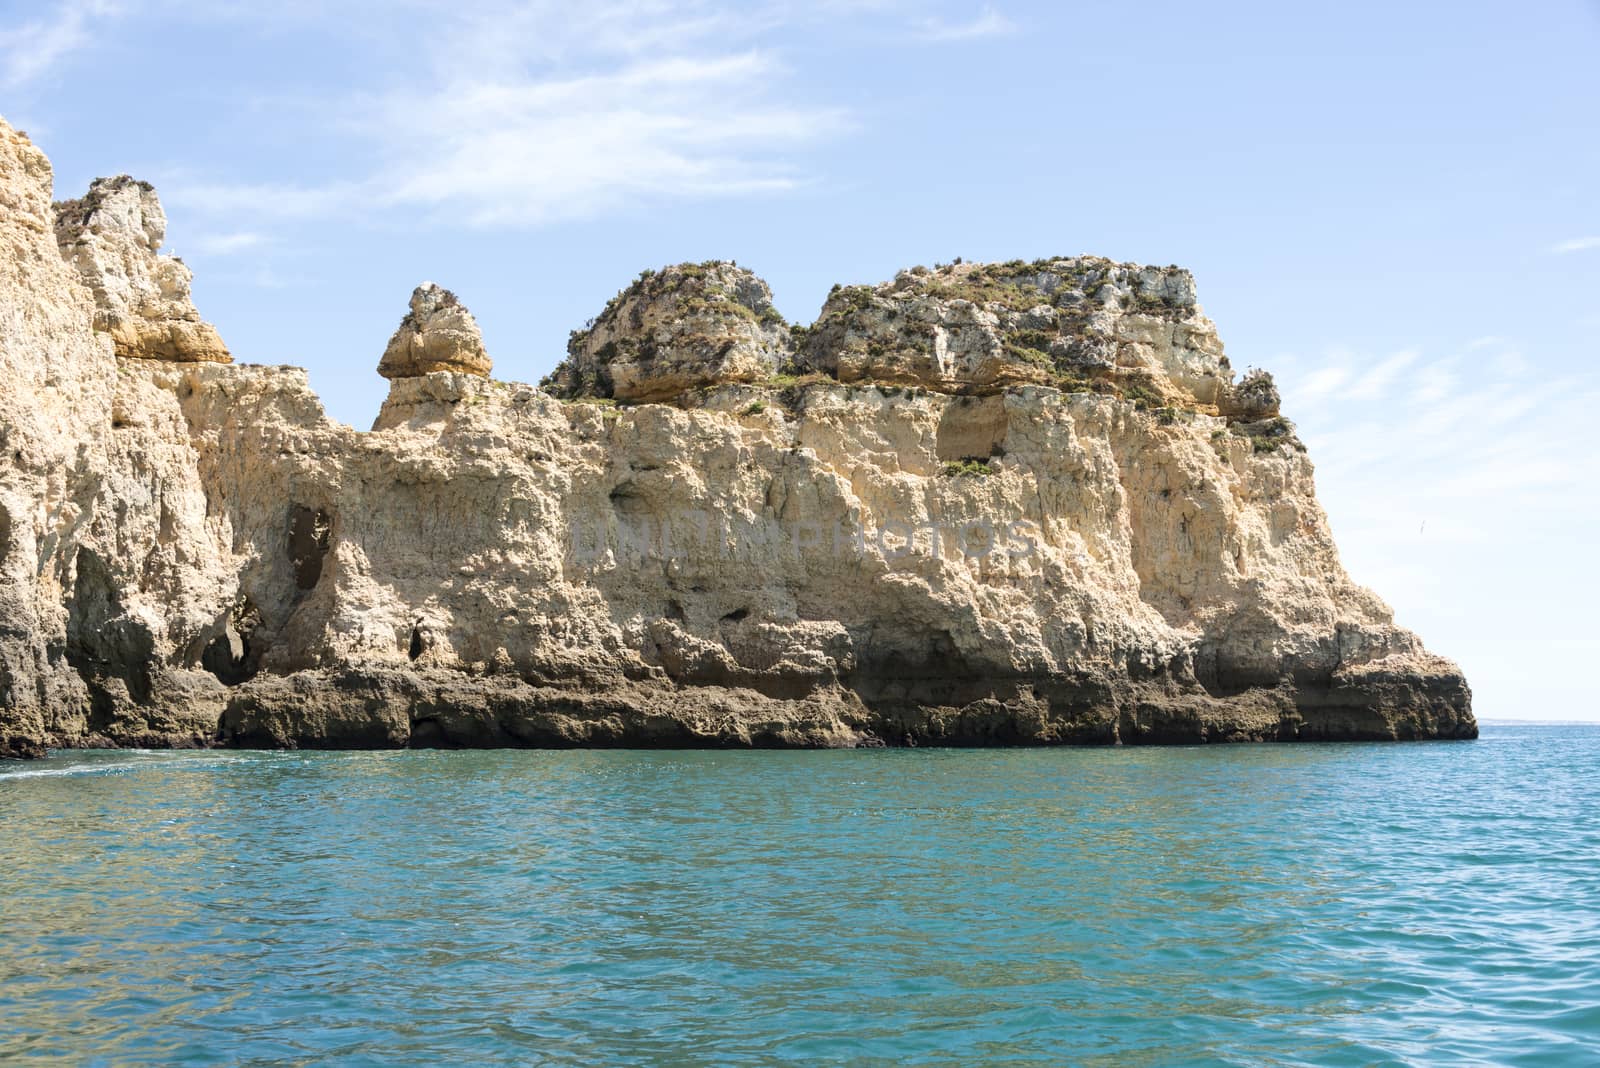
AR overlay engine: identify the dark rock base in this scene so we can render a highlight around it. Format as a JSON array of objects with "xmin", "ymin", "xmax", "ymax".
[{"xmin": 7, "ymin": 662, "xmax": 1476, "ymax": 759}]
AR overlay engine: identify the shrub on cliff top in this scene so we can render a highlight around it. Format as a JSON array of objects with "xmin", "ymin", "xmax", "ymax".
[
  {"xmin": 1234, "ymin": 415, "xmax": 1304, "ymax": 454},
  {"xmin": 1120, "ymin": 375, "xmax": 1163, "ymax": 410},
  {"xmin": 943, "ymin": 459, "xmax": 993, "ymax": 478}
]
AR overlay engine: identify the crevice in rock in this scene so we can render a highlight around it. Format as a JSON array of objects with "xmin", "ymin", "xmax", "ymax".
[
  {"xmin": 201, "ymin": 598, "xmax": 262, "ymax": 686},
  {"xmin": 408, "ymin": 623, "xmax": 426, "ymax": 661},
  {"xmin": 64, "ymin": 547, "xmax": 154, "ymax": 726},
  {"xmin": 1192, "ymin": 641, "xmax": 1283, "ymax": 698},
  {"xmin": 607, "ymin": 480, "xmax": 648, "ymax": 514},
  {"xmin": 288, "ymin": 505, "xmax": 332, "ymax": 591}
]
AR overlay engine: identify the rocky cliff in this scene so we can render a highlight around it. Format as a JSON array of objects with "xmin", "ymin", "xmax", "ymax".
[{"xmin": 0, "ymin": 119, "xmax": 1473, "ymax": 758}]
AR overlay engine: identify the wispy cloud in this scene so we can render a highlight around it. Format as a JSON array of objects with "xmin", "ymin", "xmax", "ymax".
[
  {"xmin": 162, "ymin": 179, "xmax": 366, "ymax": 221},
  {"xmin": 366, "ymin": 52, "xmax": 847, "ymax": 226},
  {"xmin": 62, "ymin": 1, "xmax": 1019, "ymax": 229},
  {"xmin": 1550, "ymin": 235, "xmax": 1600, "ymax": 253},
  {"xmin": 1277, "ymin": 338, "xmax": 1600, "ymax": 550},
  {"xmin": 183, "ymin": 231, "xmax": 268, "ymax": 256},
  {"xmin": 916, "ymin": 5, "xmax": 1017, "ymax": 41},
  {"xmin": 0, "ymin": 0, "xmax": 119, "ymax": 88},
  {"xmin": 1297, "ymin": 365, "xmax": 1350, "ymax": 398},
  {"xmin": 1272, "ymin": 338, "xmax": 1600, "ymax": 716},
  {"xmin": 1344, "ymin": 348, "xmax": 1417, "ymax": 399},
  {"xmin": 160, "ymin": 1, "xmax": 861, "ymax": 229}
]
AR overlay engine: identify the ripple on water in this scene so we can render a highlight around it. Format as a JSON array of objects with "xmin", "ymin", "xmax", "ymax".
[{"xmin": 2, "ymin": 725, "xmax": 1598, "ymax": 1065}]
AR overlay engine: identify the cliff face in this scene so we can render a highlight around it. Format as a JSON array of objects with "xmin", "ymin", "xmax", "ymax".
[
  {"xmin": 53, "ymin": 175, "xmax": 230, "ymax": 364},
  {"xmin": 0, "ymin": 120, "xmax": 1473, "ymax": 757}
]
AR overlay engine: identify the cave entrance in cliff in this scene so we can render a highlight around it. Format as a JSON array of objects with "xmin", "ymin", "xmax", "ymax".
[
  {"xmin": 201, "ymin": 599, "xmax": 263, "ymax": 686},
  {"xmin": 64, "ymin": 547, "xmax": 156, "ymax": 723},
  {"xmin": 935, "ymin": 395, "xmax": 1009, "ymax": 463},
  {"xmin": 288, "ymin": 505, "xmax": 332, "ymax": 591}
]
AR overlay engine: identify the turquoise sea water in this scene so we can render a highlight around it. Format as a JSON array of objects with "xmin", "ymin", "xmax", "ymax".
[{"xmin": 2, "ymin": 725, "xmax": 1597, "ymax": 1066}]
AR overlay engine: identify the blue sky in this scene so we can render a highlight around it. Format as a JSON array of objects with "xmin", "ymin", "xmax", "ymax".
[{"xmin": 3, "ymin": 0, "xmax": 1598, "ymax": 719}]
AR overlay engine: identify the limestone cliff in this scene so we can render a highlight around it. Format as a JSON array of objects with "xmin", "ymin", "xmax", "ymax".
[
  {"xmin": 544, "ymin": 262, "xmax": 789, "ymax": 402},
  {"xmin": 53, "ymin": 176, "xmax": 230, "ymax": 363},
  {"xmin": 0, "ymin": 118, "xmax": 1473, "ymax": 758}
]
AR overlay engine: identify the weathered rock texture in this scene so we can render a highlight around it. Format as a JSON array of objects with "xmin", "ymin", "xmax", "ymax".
[
  {"xmin": 800, "ymin": 259, "xmax": 1229, "ymax": 403},
  {"xmin": 377, "ymin": 282, "xmax": 491, "ymax": 379},
  {"xmin": 544, "ymin": 261, "xmax": 790, "ymax": 402},
  {"xmin": 52, "ymin": 175, "xmax": 230, "ymax": 363},
  {"xmin": 0, "ymin": 118, "xmax": 1474, "ymax": 758}
]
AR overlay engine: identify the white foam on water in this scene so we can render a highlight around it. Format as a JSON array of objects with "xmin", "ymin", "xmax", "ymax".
[
  {"xmin": 0, "ymin": 752, "xmax": 253, "ymax": 781},
  {"xmin": 0, "ymin": 761, "xmax": 146, "ymax": 780}
]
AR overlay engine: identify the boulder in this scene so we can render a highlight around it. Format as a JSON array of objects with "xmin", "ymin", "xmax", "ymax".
[
  {"xmin": 378, "ymin": 282, "xmax": 492, "ymax": 379},
  {"xmin": 1220, "ymin": 368, "xmax": 1283, "ymax": 420}
]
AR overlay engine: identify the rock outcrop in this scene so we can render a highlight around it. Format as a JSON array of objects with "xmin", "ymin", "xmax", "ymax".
[
  {"xmin": 0, "ymin": 117, "xmax": 1474, "ymax": 758},
  {"xmin": 0, "ymin": 122, "xmax": 111, "ymax": 758},
  {"xmin": 544, "ymin": 261, "xmax": 790, "ymax": 402},
  {"xmin": 799, "ymin": 259, "xmax": 1230, "ymax": 404},
  {"xmin": 1220, "ymin": 367, "xmax": 1282, "ymax": 420},
  {"xmin": 52, "ymin": 175, "xmax": 230, "ymax": 363},
  {"xmin": 377, "ymin": 282, "xmax": 491, "ymax": 379}
]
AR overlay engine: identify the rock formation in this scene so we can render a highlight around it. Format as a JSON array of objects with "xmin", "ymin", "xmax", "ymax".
[
  {"xmin": 0, "ymin": 117, "xmax": 1474, "ymax": 758},
  {"xmin": 544, "ymin": 261, "xmax": 790, "ymax": 402},
  {"xmin": 52, "ymin": 175, "xmax": 230, "ymax": 363},
  {"xmin": 801, "ymin": 260, "xmax": 1229, "ymax": 402},
  {"xmin": 377, "ymin": 282, "xmax": 492, "ymax": 379}
]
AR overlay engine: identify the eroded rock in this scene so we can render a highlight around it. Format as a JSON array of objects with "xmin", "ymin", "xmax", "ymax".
[
  {"xmin": 1221, "ymin": 368, "xmax": 1283, "ymax": 420},
  {"xmin": 377, "ymin": 282, "xmax": 491, "ymax": 379},
  {"xmin": 1, "ymin": 119, "xmax": 109, "ymax": 751},
  {"xmin": 800, "ymin": 258, "xmax": 1230, "ymax": 404},
  {"xmin": 544, "ymin": 261, "xmax": 790, "ymax": 402},
  {"xmin": 53, "ymin": 176, "xmax": 230, "ymax": 363},
  {"xmin": 0, "ymin": 115, "xmax": 1475, "ymax": 756}
]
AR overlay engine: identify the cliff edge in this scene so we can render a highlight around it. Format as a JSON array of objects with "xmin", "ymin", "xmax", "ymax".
[{"xmin": 0, "ymin": 118, "xmax": 1473, "ymax": 758}]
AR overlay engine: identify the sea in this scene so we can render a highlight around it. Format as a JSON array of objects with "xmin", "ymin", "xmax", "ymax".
[{"xmin": 2, "ymin": 723, "xmax": 1596, "ymax": 1066}]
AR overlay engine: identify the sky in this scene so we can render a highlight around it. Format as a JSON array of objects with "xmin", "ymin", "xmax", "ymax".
[{"xmin": 2, "ymin": 0, "xmax": 1597, "ymax": 720}]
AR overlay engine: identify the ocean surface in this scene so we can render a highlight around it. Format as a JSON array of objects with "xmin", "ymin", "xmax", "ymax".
[{"xmin": 2, "ymin": 724, "xmax": 1597, "ymax": 1066}]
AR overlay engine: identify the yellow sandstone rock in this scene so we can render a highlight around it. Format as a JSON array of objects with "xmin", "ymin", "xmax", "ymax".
[
  {"xmin": 378, "ymin": 283, "xmax": 492, "ymax": 379},
  {"xmin": 0, "ymin": 116, "xmax": 1473, "ymax": 757},
  {"xmin": 53, "ymin": 176, "xmax": 230, "ymax": 364}
]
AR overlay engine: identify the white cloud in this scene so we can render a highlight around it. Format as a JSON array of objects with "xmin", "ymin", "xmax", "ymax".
[
  {"xmin": 1277, "ymin": 337, "xmax": 1600, "ymax": 719},
  {"xmin": 183, "ymin": 231, "xmax": 268, "ymax": 256},
  {"xmin": 161, "ymin": 179, "xmax": 366, "ymax": 220},
  {"xmin": 36, "ymin": 0, "xmax": 1017, "ymax": 229},
  {"xmin": 1283, "ymin": 339, "xmax": 1599, "ymax": 530},
  {"xmin": 1489, "ymin": 349, "xmax": 1528, "ymax": 376},
  {"xmin": 162, "ymin": 2, "xmax": 860, "ymax": 229},
  {"xmin": 366, "ymin": 52, "xmax": 847, "ymax": 226},
  {"xmin": 1345, "ymin": 348, "xmax": 1417, "ymax": 399},
  {"xmin": 1298, "ymin": 365, "xmax": 1350, "ymax": 398},
  {"xmin": 917, "ymin": 5, "xmax": 1017, "ymax": 41},
  {"xmin": 1412, "ymin": 358, "xmax": 1460, "ymax": 404},
  {"xmin": 1550, "ymin": 236, "xmax": 1600, "ymax": 253},
  {"xmin": 0, "ymin": 0, "xmax": 119, "ymax": 88}
]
